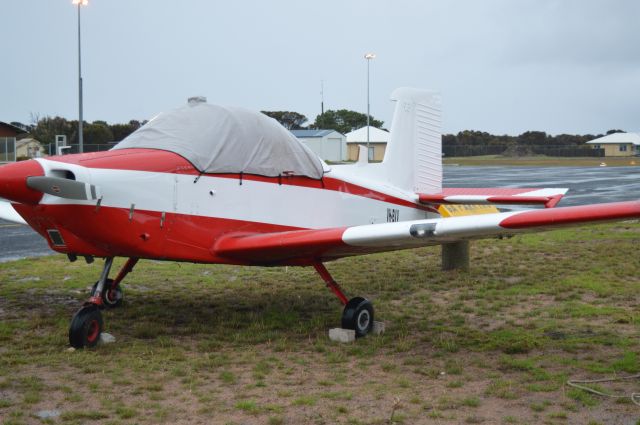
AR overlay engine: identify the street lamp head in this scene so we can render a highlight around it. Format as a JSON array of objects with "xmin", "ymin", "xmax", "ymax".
[
  {"xmin": 72, "ymin": 0, "xmax": 88, "ymax": 6},
  {"xmin": 364, "ymin": 53, "xmax": 376, "ymax": 60}
]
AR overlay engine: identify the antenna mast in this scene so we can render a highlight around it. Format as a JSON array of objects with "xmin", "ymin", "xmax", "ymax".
[{"xmin": 320, "ymin": 80, "xmax": 324, "ymax": 115}]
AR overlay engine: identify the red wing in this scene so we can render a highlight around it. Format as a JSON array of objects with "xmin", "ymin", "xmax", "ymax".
[
  {"xmin": 213, "ymin": 228, "xmax": 349, "ymax": 265},
  {"xmin": 214, "ymin": 200, "xmax": 640, "ymax": 265}
]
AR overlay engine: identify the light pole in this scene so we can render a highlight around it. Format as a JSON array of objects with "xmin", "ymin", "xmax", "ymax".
[
  {"xmin": 73, "ymin": 0, "xmax": 88, "ymax": 154},
  {"xmin": 364, "ymin": 53, "xmax": 375, "ymax": 160}
]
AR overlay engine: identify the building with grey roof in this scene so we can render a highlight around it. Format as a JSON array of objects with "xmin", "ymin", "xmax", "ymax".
[{"xmin": 290, "ymin": 129, "xmax": 346, "ymax": 162}]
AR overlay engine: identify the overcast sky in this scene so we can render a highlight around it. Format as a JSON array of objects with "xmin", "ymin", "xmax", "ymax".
[{"xmin": 2, "ymin": 0, "xmax": 639, "ymax": 135}]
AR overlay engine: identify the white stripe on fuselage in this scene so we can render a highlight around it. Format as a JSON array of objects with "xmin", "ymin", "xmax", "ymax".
[{"xmin": 35, "ymin": 159, "xmax": 432, "ymax": 229}]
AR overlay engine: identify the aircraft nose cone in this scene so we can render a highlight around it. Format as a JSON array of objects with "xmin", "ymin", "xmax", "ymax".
[{"xmin": 0, "ymin": 160, "xmax": 44, "ymax": 204}]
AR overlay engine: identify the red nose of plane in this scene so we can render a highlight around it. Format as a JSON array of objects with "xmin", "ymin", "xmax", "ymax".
[{"xmin": 0, "ymin": 160, "xmax": 45, "ymax": 204}]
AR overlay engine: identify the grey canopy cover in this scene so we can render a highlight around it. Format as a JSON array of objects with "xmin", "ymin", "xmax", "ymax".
[{"xmin": 112, "ymin": 101, "xmax": 324, "ymax": 179}]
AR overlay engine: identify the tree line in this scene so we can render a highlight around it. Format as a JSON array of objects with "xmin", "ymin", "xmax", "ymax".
[
  {"xmin": 15, "ymin": 109, "xmax": 383, "ymax": 147},
  {"xmin": 442, "ymin": 129, "xmax": 625, "ymax": 147},
  {"xmin": 261, "ymin": 110, "xmax": 383, "ymax": 134},
  {"xmin": 13, "ymin": 111, "xmax": 623, "ymax": 149},
  {"xmin": 13, "ymin": 115, "xmax": 144, "ymax": 147}
]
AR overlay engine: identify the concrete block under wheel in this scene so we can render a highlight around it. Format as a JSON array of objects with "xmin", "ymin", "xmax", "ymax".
[
  {"xmin": 329, "ymin": 328, "xmax": 356, "ymax": 343},
  {"xmin": 99, "ymin": 332, "xmax": 116, "ymax": 344},
  {"xmin": 372, "ymin": 321, "xmax": 385, "ymax": 335}
]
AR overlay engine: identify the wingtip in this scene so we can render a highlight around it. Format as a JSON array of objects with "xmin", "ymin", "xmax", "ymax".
[
  {"xmin": 500, "ymin": 200, "xmax": 640, "ymax": 229},
  {"xmin": 0, "ymin": 200, "xmax": 27, "ymax": 225}
]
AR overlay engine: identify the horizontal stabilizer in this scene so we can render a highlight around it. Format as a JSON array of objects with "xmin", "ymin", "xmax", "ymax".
[{"xmin": 419, "ymin": 187, "xmax": 568, "ymax": 208}]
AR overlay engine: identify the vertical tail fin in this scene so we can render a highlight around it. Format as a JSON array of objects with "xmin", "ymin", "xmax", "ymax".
[{"xmin": 381, "ymin": 88, "xmax": 442, "ymax": 194}]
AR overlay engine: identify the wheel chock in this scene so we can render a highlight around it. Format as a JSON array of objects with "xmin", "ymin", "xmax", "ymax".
[
  {"xmin": 329, "ymin": 328, "xmax": 355, "ymax": 343},
  {"xmin": 99, "ymin": 332, "xmax": 116, "ymax": 344},
  {"xmin": 372, "ymin": 321, "xmax": 385, "ymax": 335}
]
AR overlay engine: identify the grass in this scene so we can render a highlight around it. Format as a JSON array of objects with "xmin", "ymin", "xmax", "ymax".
[
  {"xmin": 0, "ymin": 222, "xmax": 638, "ymax": 423},
  {"xmin": 443, "ymin": 155, "xmax": 640, "ymax": 167}
]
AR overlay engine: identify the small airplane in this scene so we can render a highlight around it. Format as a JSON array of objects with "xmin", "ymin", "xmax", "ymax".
[{"xmin": 1, "ymin": 88, "xmax": 639, "ymax": 348}]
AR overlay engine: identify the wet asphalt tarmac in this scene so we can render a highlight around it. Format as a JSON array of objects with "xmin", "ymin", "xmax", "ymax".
[
  {"xmin": 445, "ymin": 165, "xmax": 640, "ymax": 207},
  {"xmin": 0, "ymin": 166, "xmax": 638, "ymax": 262}
]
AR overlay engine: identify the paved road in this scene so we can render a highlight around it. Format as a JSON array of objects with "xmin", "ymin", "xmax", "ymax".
[
  {"xmin": 1, "ymin": 166, "xmax": 638, "ymax": 262},
  {"xmin": 0, "ymin": 220, "xmax": 51, "ymax": 263}
]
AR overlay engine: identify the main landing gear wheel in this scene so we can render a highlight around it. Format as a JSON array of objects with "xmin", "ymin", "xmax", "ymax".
[
  {"xmin": 69, "ymin": 304, "xmax": 103, "ymax": 349},
  {"xmin": 341, "ymin": 297, "xmax": 374, "ymax": 338},
  {"xmin": 91, "ymin": 278, "xmax": 123, "ymax": 308}
]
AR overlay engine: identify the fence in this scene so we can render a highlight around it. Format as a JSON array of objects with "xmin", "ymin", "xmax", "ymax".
[
  {"xmin": 47, "ymin": 143, "xmax": 117, "ymax": 156},
  {"xmin": 0, "ymin": 137, "xmax": 16, "ymax": 162},
  {"xmin": 443, "ymin": 145, "xmax": 605, "ymax": 157}
]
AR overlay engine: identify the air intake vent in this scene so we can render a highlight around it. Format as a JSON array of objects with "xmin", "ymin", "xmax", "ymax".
[{"xmin": 47, "ymin": 229, "xmax": 66, "ymax": 247}]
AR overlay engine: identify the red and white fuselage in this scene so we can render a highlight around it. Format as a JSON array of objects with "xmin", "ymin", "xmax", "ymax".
[{"xmin": 10, "ymin": 149, "xmax": 435, "ymax": 264}]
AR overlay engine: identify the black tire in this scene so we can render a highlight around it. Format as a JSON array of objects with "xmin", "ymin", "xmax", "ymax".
[
  {"xmin": 91, "ymin": 278, "xmax": 123, "ymax": 308},
  {"xmin": 341, "ymin": 297, "xmax": 374, "ymax": 338},
  {"xmin": 69, "ymin": 305, "xmax": 103, "ymax": 349}
]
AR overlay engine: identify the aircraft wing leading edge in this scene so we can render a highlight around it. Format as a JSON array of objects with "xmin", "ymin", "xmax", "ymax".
[
  {"xmin": 0, "ymin": 199, "xmax": 27, "ymax": 225},
  {"xmin": 215, "ymin": 200, "xmax": 640, "ymax": 265}
]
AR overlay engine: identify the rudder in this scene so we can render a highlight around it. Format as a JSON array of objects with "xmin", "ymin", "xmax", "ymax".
[{"xmin": 381, "ymin": 88, "xmax": 442, "ymax": 194}]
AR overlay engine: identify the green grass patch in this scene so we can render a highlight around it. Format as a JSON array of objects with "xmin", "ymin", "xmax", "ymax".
[
  {"xmin": 292, "ymin": 395, "xmax": 317, "ymax": 406},
  {"xmin": 60, "ymin": 410, "xmax": 110, "ymax": 420},
  {"xmin": 218, "ymin": 370, "xmax": 237, "ymax": 384},
  {"xmin": 567, "ymin": 388, "xmax": 598, "ymax": 407},
  {"xmin": 235, "ymin": 399, "xmax": 261, "ymax": 414}
]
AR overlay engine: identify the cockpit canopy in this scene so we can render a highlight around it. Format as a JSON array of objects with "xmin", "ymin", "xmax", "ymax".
[{"xmin": 112, "ymin": 100, "xmax": 325, "ymax": 179}]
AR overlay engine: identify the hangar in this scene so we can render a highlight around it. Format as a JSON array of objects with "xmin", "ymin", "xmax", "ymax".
[{"xmin": 290, "ymin": 129, "xmax": 346, "ymax": 162}]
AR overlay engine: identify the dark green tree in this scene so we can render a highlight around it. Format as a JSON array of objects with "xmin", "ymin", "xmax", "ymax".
[
  {"xmin": 455, "ymin": 130, "xmax": 495, "ymax": 146},
  {"xmin": 442, "ymin": 134, "xmax": 457, "ymax": 145},
  {"xmin": 518, "ymin": 131, "xmax": 548, "ymax": 145},
  {"xmin": 78, "ymin": 121, "xmax": 114, "ymax": 145},
  {"xmin": 261, "ymin": 111, "xmax": 308, "ymax": 130},
  {"xmin": 312, "ymin": 110, "xmax": 383, "ymax": 134},
  {"xmin": 110, "ymin": 120, "xmax": 142, "ymax": 141},
  {"xmin": 29, "ymin": 116, "xmax": 75, "ymax": 146}
]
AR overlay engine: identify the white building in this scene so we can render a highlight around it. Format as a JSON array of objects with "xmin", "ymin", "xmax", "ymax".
[
  {"xmin": 16, "ymin": 138, "xmax": 45, "ymax": 159},
  {"xmin": 345, "ymin": 126, "xmax": 390, "ymax": 161},
  {"xmin": 291, "ymin": 129, "xmax": 346, "ymax": 162},
  {"xmin": 586, "ymin": 132, "xmax": 640, "ymax": 157}
]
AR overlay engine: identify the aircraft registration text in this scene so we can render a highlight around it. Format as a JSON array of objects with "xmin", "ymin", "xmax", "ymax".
[{"xmin": 387, "ymin": 208, "xmax": 400, "ymax": 222}]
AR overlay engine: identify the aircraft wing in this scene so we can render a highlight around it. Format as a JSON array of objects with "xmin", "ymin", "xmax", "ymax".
[
  {"xmin": 0, "ymin": 199, "xmax": 26, "ymax": 225},
  {"xmin": 214, "ymin": 200, "xmax": 640, "ymax": 265},
  {"xmin": 418, "ymin": 187, "xmax": 569, "ymax": 208}
]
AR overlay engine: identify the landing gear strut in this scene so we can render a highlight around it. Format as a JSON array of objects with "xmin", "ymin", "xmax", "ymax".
[
  {"xmin": 314, "ymin": 262, "xmax": 374, "ymax": 338},
  {"xmin": 89, "ymin": 258, "xmax": 138, "ymax": 308},
  {"xmin": 69, "ymin": 257, "xmax": 139, "ymax": 348}
]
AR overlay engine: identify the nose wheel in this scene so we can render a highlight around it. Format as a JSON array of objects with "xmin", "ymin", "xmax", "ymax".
[
  {"xmin": 68, "ymin": 257, "xmax": 138, "ymax": 348},
  {"xmin": 69, "ymin": 304, "xmax": 103, "ymax": 348}
]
